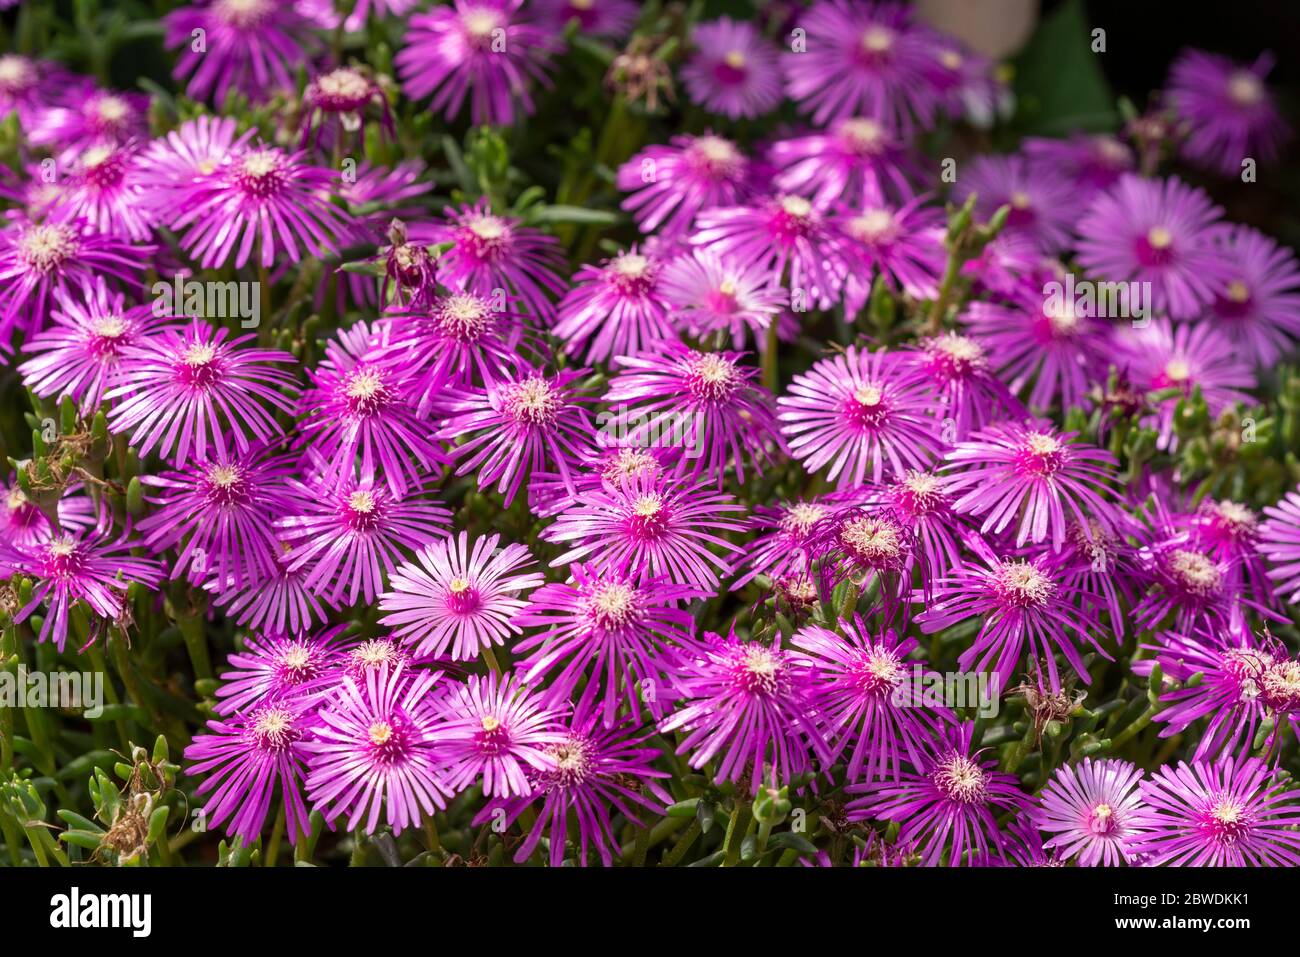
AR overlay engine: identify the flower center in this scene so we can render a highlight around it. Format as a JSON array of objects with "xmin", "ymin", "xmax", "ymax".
[
  {"xmin": 343, "ymin": 367, "xmax": 392, "ymax": 417},
  {"xmin": 1015, "ymin": 431, "xmax": 1065, "ymax": 477},
  {"xmin": 839, "ymin": 515, "xmax": 904, "ymax": 568},
  {"xmin": 854, "ymin": 647, "xmax": 903, "ymax": 697},
  {"xmin": 689, "ymin": 135, "xmax": 744, "ymax": 177},
  {"xmin": 204, "ymin": 463, "xmax": 250, "ymax": 507},
  {"xmin": 462, "ymin": 7, "xmax": 503, "ymax": 42},
  {"xmin": 1205, "ymin": 796, "xmax": 1248, "ymax": 844},
  {"xmin": 445, "ymin": 576, "xmax": 481, "ymax": 615},
  {"xmin": 626, "ymin": 494, "xmax": 671, "ymax": 541},
  {"xmin": 314, "ymin": 67, "xmax": 372, "ymax": 107},
  {"xmin": 933, "ymin": 754, "xmax": 988, "ymax": 804},
  {"xmin": 475, "ymin": 714, "xmax": 510, "ymax": 755},
  {"xmin": 780, "ymin": 502, "xmax": 827, "ymax": 538},
  {"xmin": 608, "ymin": 251, "xmax": 656, "ymax": 294},
  {"xmin": 733, "ymin": 644, "xmax": 782, "ymax": 696},
  {"xmin": 925, "ymin": 333, "xmax": 986, "ymax": 379},
  {"xmin": 349, "ymin": 639, "xmax": 402, "ymax": 671},
  {"xmin": 18, "ymin": 223, "xmax": 78, "ymax": 273},
  {"xmin": 235, "ymin": 148, "xmax": 286, "ymax": 198},
  {"xmin": 42, "ymin": 537, "xmax": 84, "ymax": 578},
  {"xmin": 434, "ymin": 293, "xmax": 493, "ymax": 342},
  {"xmin": 841, "ymin": 380, "xmax": 890, "ymax": 429},
  {"xmin": 277, "ymin": 643, "xmax": 320, "ymax": 685},
  {"xmin": 685, "ymin": 352, "xmax": 741, "ymax": 402},
  {"xmin": 848, "ymin": 209, "xmax": 897, "ymax": 244},
  {"xmin": 1226, "ymin": 71, "xmax": 1263, "ymax": 106},
  {"xmin": 215, "ymin": 0, "xmax": 274, "ymax": 28},
  {"xmin": 1169, "ymin": 548, "xmax": 1222, "ymax": 596},
  {"xmin": 343, "ymin": 489, "xmax": 382, "ymax": 532},
  {"xmin": 546, "ymin": 736, "xmax": 594, "ymax": 787},
  {"xmin": 500, "ymin": 376, "xmax": 562, "ymax": 427},
  {"xmin": 0, "ymin": 55, "xmax": 34, "ymax": 92},
  {"xmin": 252, "ymin": 706, "xmax": 297, "ymax": 751},
  {"xmin": 584, "ymin": 580, "xmax": 640, "ymax": 631},
  {"xmin": 838, "ymin": 117, "xmax": 885, "ymax": 154},
  {"xmin": 177, "ymin": 341, "xmax": 222, "ymax": 389},
  {"xmin": 1088, "ymin": 802, "xmax": 1117, "ymax": 835},
  {"xmin": 859, "ymin": 26, "xmax": 894, "ymax": 55},
  {"xmin": 601, "ymin": 447, "xmax": 659, "ymax": 483},
  {"xmin": 993, "ymin": 560, "xmax": 1055, "ymax": 609}
]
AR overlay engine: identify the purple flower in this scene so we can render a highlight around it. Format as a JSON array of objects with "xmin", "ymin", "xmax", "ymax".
[
  {"xmin": 300, "ymin": 67, "xmax": 393, "ymax": 150},
  {"xmin": 276, "ymin": 464, "xmax": 452, "ymax": 606},
  {"xmin": 5, "ymin": 530, "xmax": 163, "ymax": 652},
  {"xmin": 943, "ymin": 421, "xmax": 1121, "ymax": 551},
  {"xmin": 105, "ymin": 320, "xmax": 298, "ymax": 468},
  {"xmin": 693, "ymin": 195, "xmax": 845, "ymax": 310},
  {"xmin": 395, "ymin": 0, "xmax": 559, "ymax": 126},
  {"xmin": 474, "ymin": 710, "xmax": 671, "ymax": 867},
  {"xmin": 46, "ymin": 144, "xmax": 157, "ymax": 243},
  {"xmin": 769, "ymin": 117, "xmax": 919, "ymax": 209},
  {"xmin": 0, "ymin": 478, "xmax": 95, "ymax": 549},
  {"xmin": 782, "ymin": 0, "xmax": 939, "ymax": 132},
  {"xmin": 794, "ymin": 616, "xmax": 952, "ymax": 783},
  {"xmin": 206, "ymin": 547, "xmax": 335, "ymax": 638},
  {"xmin": 303, "ymin": 665, "xmax": 451, "ymax": 835},
  {"xmin": 681, "ymin": 17, "xmax": 783, "ymax": 120},
  {"xmin": 1167, "ymin": 49, "xmax": 1289, "ymax": 174},
  {"xmin": 874, "ymin": 468, "xmax": 969, "ymax": 588},
  {"xmin": 1205, "ymin": 224, "xmax": 1300, "ymax": 367},
  {"xmin": 440, "ymin": 364, "xmax": 595, "ymax": 508},
  {"xmin": 604, "ymin": 344, "xmax": 784, "ymax": 486},
  {"xmin": 659, "ymin": 248, "xmax": 787, "ymax": 350},
  {"xmin": 514, "ymin": 563, "xmax": 699, "ymax": 725},
  {"xmin": 436, "ymin": 671, "xmax": 565, "ymax": 799},
  {"xmin": 0, "ymin": 54, "xmax": 72, "ymax": 127},
  {"xmin": 164, "ymin": 0, "xmax": 317, "ymax": 104},
  {"xmin": 17, "ymin": 277, "xmax": 160, "ymax": 413},
  {"xmin": 297, "ymin": 322, "xmax": 444, "ymax": 497},
  {"xmin": 847, "ymin": 722, "xmax": 1027, "ymax": 866},
  {"xmin": 1261, "ymin": 485, "xmax": 1300, "ymax": 603},
  {"xmin": 379, "ymin": 531, "xmax": 543, "ymax": 662},
  {"xmin": 135, "ymin": 115, "xmax": 251, "ymax": 224},
  {"xmin": 554, "ymin": 247, "xmax": 675, "ymax": 363},
  {"xmin": 778, "ymin": 345, "xmax": 944, "ymax": 489},
  {"xmin": 1022, "ymin": 133, "xmax": 1134, "ymax": 193},
  {"xmin": 617, "ymin": 134, "xmax": 755, "ymax": 239},
  {"xmin": 1114, "ymin": 319, "xmax": 1254, "ymax": 449},
  {"xmin": 661, "ymin": 630, "xmax": 829, "ymax": 794},
  {"xmin": 959, "ymin": 296, "xmax": 1109, "ymax": 413},
  {"xmin": 836, "ymin": 199, "xmax": 946, "ymax": 309},
  {"xmin": 138, "ymin": 445, "xmax": 296, "ymax": 590},
  {"xmin": 802, "ymin": 503, "xmax": 918, "ymax": 617},
  {"xmin": 732, "ymin": 497, "xmax": 835, "ymax": 591},
  {"xmin": 954, "ymin": 154, "xmax": 1080, "ymax": 253},
  {"xmin": 27, "ymin": 83, "xmax": 148, "ymax": 160},
  {"xmin": 0, "ymin": 219, "xmax": 151, "ymax": 340},
  {"xmin": 902, "ymin": 332, "xmax": 1022, "ymax": 441},
  {"xmin": 1076, "ymin": 174, "xmax": 1229, "ymax": 320},
  {"xmin": 543, "ymin": 467, "xmax": 746, "ymax": 591},
  {"xmin": 917, "ymin": 537, "xmax": 1106, "ymax": 692},
  {"xmin": 1033, "ymin": 758, "xmax": 1154, "ymax": 867},
  {"xmin": 1132, "ymin": 757, "xmax": 1300, "ymax": 866},
  {"xmin": 534, "ymin": 0, "xmax": 639, "ymax": 38},
  {"xmin": 422, "ymin": 200, "xmax": 566, "ymax": 322},
  {"xmin": 167, "ymin": 142, "xmax": 350, "ymax": 269},
  {"xmin": 214, "ymin": 628, "xmax": 349, "ymax": 716},
  {"xmin": 185, "ymin": 695, "xmax": 314, "ymax": 845}
]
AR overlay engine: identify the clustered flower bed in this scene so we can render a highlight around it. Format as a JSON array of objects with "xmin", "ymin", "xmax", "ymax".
[{"xmin": 1, "ymin": 0, "xmax": 1299, "ymax": 869}]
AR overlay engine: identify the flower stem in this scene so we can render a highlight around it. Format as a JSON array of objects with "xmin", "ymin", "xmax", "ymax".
[{"xmin": 721, "ymin": 801, "xmax": 753, "ymax": 867}]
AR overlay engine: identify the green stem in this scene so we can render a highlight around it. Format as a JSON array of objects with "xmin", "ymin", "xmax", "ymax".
[
  {"xmin": 721, "ymin": 802, "xmax": 753, "ymax": 867},
  {"xmin": 660, "ymin": 819, "xmax": 702, "ymax": 867},
  {"xmin": 265, "ymin": 804, "xmax": 285, "ymax": 868},
  {"xmin": 761, "ymin": 319, "xmax": 779, "ymax": 393}
]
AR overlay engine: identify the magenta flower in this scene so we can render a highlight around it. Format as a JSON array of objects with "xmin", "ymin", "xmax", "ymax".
[
  {"xmin": 297, "ymin": 322, "xmax": 444, "ymax": 497},
  {"xmin": 543, "ymin": 467, "xmax": 745, "ymax": 591},
  {"xmin": 1261, "ymin": 485, "xmax": 1300, "ymax": 603},
  {"xmin": 847, "ymin": 722, "xmax": 1027, "ymax": 866},
  {"xmin": 379, "ymin": 531, "xmax": 543, "ymax": 662},
  {"xmin": 1205, "ymin": 224, "xmax": 1300, "ymax": 367},
  {"xmin": 167, "ymin": 142, "xmax": 350, "ymax": 269},
  {"xmin": 440, "ymin": 365, "xmax": 595, "ymax": 508},
  {"xmin": 1168, "ymin": 49, "xmax": 1289, "ymax": 174},
  {"xmin": 917, "ymin": 538, "xmax": 1106, "ymax": 691},
  {"xmin": 1033, "ymin": 759, "xmax": 1154, "ymax": 867},
  {"xmin": 17, "ymin": 277, "xmax": 161, "ymax": 413},
  {"xmin": 473, "ymin": 710, "xmax": 671, "ymax": 867},
  {"xmin": 959, "ymin": 297, "xmax": 1110, "ymax": 413},
  {"xmin": 276, "ymin": 464, "xmax": 452, "ymax": 606},
  {"xmin": 1113, "ymin": 319, "xmax": 1254, "ymax": 449},
  {"xmin": 874, "ymin": 468, "xmax": 970, "ymax": 587},
  {"xmin": 659, "ymin": 248, "xmax": 786, "ymax": 349},
  {"xmin": 164, "ymin": 0, "xmax": 317, "ymax": 104},
  {"xmin": 436, "ymin": 671, "xmax": 565, "ymax": 799},
  {"xmin": 554, "ymin": 247, "xmax": 675, "ymax": 363},
  {"xmin": 604, "ymin": 344, "xmax": 783, "ymax": 486},
  {"xmin": 396, "ymin": 0, "xmax": 559, "ymax": 126},
  {"xmin": 5, "ymin": 530, "xmax": 163, "ymax": 652},
  {"xmin": 1148, "ymin": 624, "xmax": 1279, "ymax": 762},
  {"xmin": 0, "ymin": 54, "xmax": 72, "ymax": 127},
  {"xmin": 421, "ymin": 200, "xmax": 566, "ymax": 322},
  {"xmin": 682, "ymin": 17, "xmax": 783, "ymax": 119},
  {"xmin": 135, "ymin": 115, "xmax": 251, "ymax": 224},
  {"xmin": 1132, "ymin": 757, "xmax": 1300, "ymax": 866},
  {"xmin": 902, "ymin": 332, "xmax": 1022, "ymax": 441},
  {"xmin": 778, "ymin": 345, "xmax": 945, "ymax": 489},
  {"xmin": 0, "ymin": 478, "xmax": 96, "ymax": 550},
  {"xmin": 514, "ymin": 563, "xmax": 699, "ymax": 725},
  {"xmin": 185, "ymin": 695, "xmax": 314, "ymax": 845},
  {"xmin": 138, "ymin": 445, "xmax": 296, "ymax": 590},
  {"xmin": 693, "ymin": 195, "xmax": 846, "ymax": 310},
  {"xmin": 303, "ymin": 665, "xmax": 451, "ymax": 835},
  {"xmin": 782, "ymin": 0, "xmax": 939, "ymax": 132},
  {"xmin": 1051, "ymin": 518, "xmax": 1139, "ymax": 639},
  {"xmin": 794, "ymin": 616, "xmax": 952, "ymax": 784},
  {"xmin": 105, "ymin": 320, "xmax": 298, "ymax": 468},
  {"xmin": 1076, "ymin": 174, "xmax": 1229, "ymax": 320},
  {"xmin": 617, "ymin": 134, "xmax": 756, "ymax": 239},
  {"xmin": 206, "ymin": 547, "xmax": 335, "ymax": 639},
  {"xmin": 732, "ymin": 497, "xmax": 835, "ymax": 591},
  {"xmin": 214, "ymin": 628, "xmax": 349, "ymax": 716},
  {"xmin": 46, "ymin": 143, "xmax": 157, "ymax": 243},
  {"xmin": 26, "ymin": 83, "xmax": 148, "ymax": 160},
  {"xmin": 1022, "ymin": 133, "xmax": 1135, "ymax": 193},
  {"xmin": 955, "ymin": 154, "xmax": 1079, "ymax": 253},
  {"xmin": 300, "ymin": 67, "xmax": 393, "ymax": 150},
  {"xmin": 661, "ymin": 630, "xmax": 829, "ymax": 794},
  {"xmin": 769, "ymin": 117, "xmax": 918, "ymax": 209},
  {"xmin": 943, "ymin": 421, "xmax": 1121, "ymax": 551},
  {"xmin": 0, "ymin": 219, "xmax": 151, "ymax": 340},
  {"xmin": 837, "ymin": 199, "xmax": 947, "ymax": 310}
]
